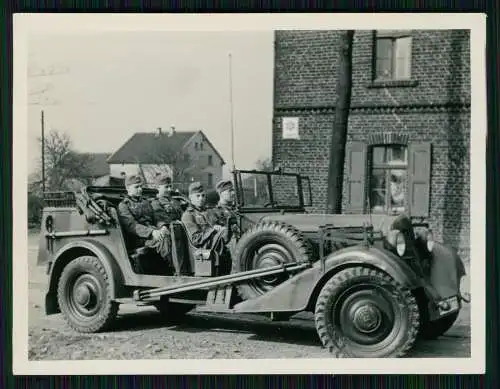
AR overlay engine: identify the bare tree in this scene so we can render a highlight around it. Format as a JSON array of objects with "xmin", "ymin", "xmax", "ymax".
[
  {"xmin": 326, "ymin": 30, "xmax": 355, "ymax": 214},
  {"xmin": 30, "ymin": 130, "xmax": 92, "ymax": 193}
]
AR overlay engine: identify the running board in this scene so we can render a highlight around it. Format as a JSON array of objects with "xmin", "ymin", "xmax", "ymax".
[{"xmin": 133, "ymin": 262, "xmax": 310, "ymax": 302}]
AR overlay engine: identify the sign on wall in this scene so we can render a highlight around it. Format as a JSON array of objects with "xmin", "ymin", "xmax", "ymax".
[{"xmin": 282, "ymin": 117, "xmax": 300, "ymax": 140}]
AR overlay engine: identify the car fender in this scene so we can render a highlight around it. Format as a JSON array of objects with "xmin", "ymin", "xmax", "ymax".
[
  {"xmin": 233, "ymin": 245, "xmax": 422, "ymax": 314},
  {"xmin": 46, "ymin": 239, "xmax": 125, "ymax": 314},
  {"xmin": 427, "ymin": 241, "xmax": 466, "ymax": 299}
]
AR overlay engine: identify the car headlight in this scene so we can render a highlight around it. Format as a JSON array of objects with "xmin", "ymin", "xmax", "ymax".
[{"xmin": 395, "ymin": 232, "xmax": 406, "ymax": 256}]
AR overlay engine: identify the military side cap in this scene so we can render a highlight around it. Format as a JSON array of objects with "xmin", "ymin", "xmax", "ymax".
[
  {"xmin": 188, "ymin": 181, "xmax": 204, "ymax": 195},
  {"xmin": 155, "ymin": 173, "xmax": 172, "ymax": 185},
  {"xmin": 125, "ymin": 174, "xmax": 143, "ymax": 186},
  {"xmin": 215, "ymin": 179, "xmax": 233, "ymax": 193}
]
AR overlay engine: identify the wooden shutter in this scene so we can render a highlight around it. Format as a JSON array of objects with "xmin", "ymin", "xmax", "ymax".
[
  {"xmin": 407, "ymin": 142, "xmax": 432, "ymax": 217},
  {"xmin": 344, "ymin": 142, "xmax": 368, "ymax": 214}
]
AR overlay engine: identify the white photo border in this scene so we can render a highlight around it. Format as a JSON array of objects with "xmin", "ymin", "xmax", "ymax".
[{"xmin": 12, "ymin": 12, "xmax": 487, "ymax": 375}]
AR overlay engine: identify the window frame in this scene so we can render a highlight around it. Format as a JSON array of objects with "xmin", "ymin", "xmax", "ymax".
[
  {"xmin": 370, "ymin": 30, "xmax": 418, "ymax": 88},
  {"xmin": 368, "ymin": 144, "xmax": 409, "ymax": 216},
  {"xmin": 208, "ymin": 155, "xmax": 213, "ymax": 166}
]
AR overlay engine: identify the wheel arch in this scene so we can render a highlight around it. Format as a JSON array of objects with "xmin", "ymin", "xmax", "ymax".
[
  {"xmin": 46, "ymin": 240, "xmax": 125, "ymax": 315},
  {"xmin": 305, "ymin": 247, "xmax": 422, "ymax": 312}
]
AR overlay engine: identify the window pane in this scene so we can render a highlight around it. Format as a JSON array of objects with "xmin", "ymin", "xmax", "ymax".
[
  {"xmin": 370, "ymin": 169, "xmax": 386, "ymax": 212},
  {"xmin": 387, "ymin": 146, "xmax": 408, "ymax": 165},
  {"xmin": 375, "ymin": 38, "xmax": 393, "ymax": 79},
  {"xmin": 372, "ymin": 146, "xmax": 387, "ymax": 165},
  {"xmin": 239, "ymin": 172, "xmax": 270, "ymax": 207},
  {"xmin": 389, "ymin": 169, "xmax": 407, "ymax": 214},
  {"xmin": 271, "ymin": 175, "xmax": 301, "ymax": 207}
]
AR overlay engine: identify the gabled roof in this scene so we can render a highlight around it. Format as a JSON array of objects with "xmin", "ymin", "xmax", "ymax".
[
  {"xmin": 107, "ymin": 130, "xmax": 226, "ymax": 165},
  {"xmin": 78, "ymin": 152, "xmax": 112, "ymax": 177}
]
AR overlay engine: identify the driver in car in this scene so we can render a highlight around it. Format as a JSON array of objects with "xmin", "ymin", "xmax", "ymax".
[
  {"xmin": 181, "ymin": 181, "xmax": 227, "ymax": 250},
  {"xmin": 118, "ymin": 174, "xmax": 185, "ymax": 272},
  {"xmin": 206, "ymin": 179, "xmax": 241, "ymax": 242}
]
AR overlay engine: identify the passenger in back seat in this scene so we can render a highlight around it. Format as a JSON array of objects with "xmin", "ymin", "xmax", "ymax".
[{"xmin": 118, "ymin": 174, "xmax": 186, "ymax": 273}]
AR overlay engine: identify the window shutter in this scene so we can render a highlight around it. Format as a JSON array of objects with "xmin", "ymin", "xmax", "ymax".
[
  {"xmin": 407, "ymin": 142, "xmax": 432, "ymax": 217},
  {"xmin": 344, "ymin": 142, "xmax": 368, "ymax": 214}
]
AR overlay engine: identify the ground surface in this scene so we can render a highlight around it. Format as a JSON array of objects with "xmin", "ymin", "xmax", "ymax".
[{"xmin": 27, "ymin": 232, "xmax": 471, "ymax": 360}]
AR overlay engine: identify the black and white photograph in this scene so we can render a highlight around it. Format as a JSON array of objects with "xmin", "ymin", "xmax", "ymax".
[{"xmin": 13, "ymin": 13, "xmax": 486, "ymax": 375}]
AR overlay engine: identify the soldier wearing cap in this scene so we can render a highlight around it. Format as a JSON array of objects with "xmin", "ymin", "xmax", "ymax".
[
  {"xmin": 118, "ymin": 174, "xmax": 186, "ymax": 273},
  {"xmin": 150, "ymin": 173, "xmax": 183, "ymax": 225},
  {"xmin": 207, "ymin": 179, "xmax": 241, "ymax": 242},
  {"xmin": 181, "ymin": 181, "xmax": 227, "ymax": 249}
]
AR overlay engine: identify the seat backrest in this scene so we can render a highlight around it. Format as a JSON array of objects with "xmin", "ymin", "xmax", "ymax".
[{"xmin": 170, "ymin": 221, "xmax": 215, "ymax": 276}]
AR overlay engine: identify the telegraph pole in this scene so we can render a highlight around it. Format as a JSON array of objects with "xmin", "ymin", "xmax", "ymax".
[{"xmin": 41, "ymin": 109, "xmax": 45, "ymax": 193}]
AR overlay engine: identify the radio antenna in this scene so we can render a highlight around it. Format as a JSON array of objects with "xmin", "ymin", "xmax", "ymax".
[{"xmin": 228, "ymin": 53, "xmax": 236, "ymax": 172}]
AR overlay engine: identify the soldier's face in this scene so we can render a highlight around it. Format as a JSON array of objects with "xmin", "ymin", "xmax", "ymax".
[
  {"xmin": 127, "ymin": 183, "xmax": 142, "ymax": 197},
  {"xmin": 220, "ymin": 188, "xmax": 235, "ymax": 204},
  {"xmin": 189, "ymin": 192, "xmax": 206, "ymax": 207},
  {"xmin": 158, "ymin": 184, "xmax": 168, "ymax": 197}
]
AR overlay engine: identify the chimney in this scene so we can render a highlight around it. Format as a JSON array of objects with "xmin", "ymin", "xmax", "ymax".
[
  {"xmin": 170, "ymin": 125, "xmax": 176, "ymax": 136},
  {"xmin": 156, "ymin": 127, "xmax": 162, "ymax": 136}
]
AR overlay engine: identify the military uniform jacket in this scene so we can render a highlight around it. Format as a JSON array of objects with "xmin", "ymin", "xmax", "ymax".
[
  {"xmin": 207, "ymin": 203, "xmax": 241, "ymax": 238},
  {"xmin": 118, "ymin": 195, "xmax": 168, "ymax": 246},
  {"xmin": 150, "ymin": 195, "xmax": 183, "ymax": 225},
  {"xmin": 181, "ymin": 205, "xmax": 218, "ymax": 248}
]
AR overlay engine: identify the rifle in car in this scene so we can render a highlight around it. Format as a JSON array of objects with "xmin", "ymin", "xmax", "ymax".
[{"xmin": 75, "ymin": 187, "xmax": 115, "ymax": 227}]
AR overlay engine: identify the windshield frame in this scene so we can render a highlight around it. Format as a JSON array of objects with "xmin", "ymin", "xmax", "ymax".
[{"xmin": 233, "ymin": 169, "xmax": 310, "ymax": 212}]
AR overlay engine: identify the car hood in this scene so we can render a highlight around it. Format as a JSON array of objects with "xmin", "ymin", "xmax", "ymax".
[{"xmin": 259, "ymin": 213, "xmax": 408, "ymax": 235}]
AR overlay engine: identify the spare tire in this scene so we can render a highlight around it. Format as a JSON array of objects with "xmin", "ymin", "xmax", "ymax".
[{"xmin": 232, "ymin": 220, "xmax": 311, "ymax": 301}]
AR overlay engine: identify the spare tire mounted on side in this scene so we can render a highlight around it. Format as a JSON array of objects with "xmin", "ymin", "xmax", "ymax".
[{"xmin": 232, "ymin": 221, "xmax": 311, "ymax": 301}]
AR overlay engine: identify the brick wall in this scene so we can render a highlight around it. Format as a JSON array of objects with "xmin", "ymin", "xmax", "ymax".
[{"xmin": 272, "ymin": 29, "xmax": 471, "ymax": 260}]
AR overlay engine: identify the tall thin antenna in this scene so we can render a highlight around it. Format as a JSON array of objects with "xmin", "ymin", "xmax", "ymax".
[
  {"xmin": 228, "ymin": 53, "xmax": 236, "ymax": 171},
  {"xmin": 41, "ymin": 109, "xmax": 45, "ymax": 193}
]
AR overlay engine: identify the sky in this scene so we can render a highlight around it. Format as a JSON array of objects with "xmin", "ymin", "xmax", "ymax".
[{"xmin": 27, "ymin": 30, "xmax": 274, "ymax": 178}]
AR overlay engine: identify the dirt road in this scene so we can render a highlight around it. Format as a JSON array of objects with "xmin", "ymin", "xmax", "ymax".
[{"xmin": 27, "ymin": 233, "xmax": 471, "ymax": 360}]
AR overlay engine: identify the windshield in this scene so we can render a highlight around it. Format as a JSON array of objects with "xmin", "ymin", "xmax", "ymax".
[{"xmin": 237, "ymin": 171, "xmax": 304, "ymax": 208}]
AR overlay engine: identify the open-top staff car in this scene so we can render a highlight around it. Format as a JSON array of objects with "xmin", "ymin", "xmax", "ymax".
[{"xmin": 36, "ymin": 169, "xmax": 469, "ymax": 358}]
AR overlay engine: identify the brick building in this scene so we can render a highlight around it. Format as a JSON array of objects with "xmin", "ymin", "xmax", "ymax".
[{"xmin": 272, "ymin": 30, "xmax": 470, "ymax": 259}]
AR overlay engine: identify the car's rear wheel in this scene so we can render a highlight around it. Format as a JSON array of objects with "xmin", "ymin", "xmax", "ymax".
[
  {"xmin": 232, "ymin": 221, "xmax": 311, "ymax": 301},
  {"xmin": 314, "ymin": 266, "xmax": 420, "ymax": 358},
  {"xmin": 57, "ymin": 255, "xmax": 118, "ymax": 333}
]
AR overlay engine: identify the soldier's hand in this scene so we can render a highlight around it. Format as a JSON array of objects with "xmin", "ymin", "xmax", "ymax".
[
  {"xmin": 152, "ymin": 229, "xmax": 164, "ymax": 241},
  {"xmin": 213, "ymin": 225, "xmax": 224, "ymax": 231}
]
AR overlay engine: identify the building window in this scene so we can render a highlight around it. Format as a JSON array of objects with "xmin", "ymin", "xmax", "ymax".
[
  {"xmin": 374, "ymin": 30, "xmax": 412, "ymax": 81},
  {"xmin": 207, "ymin": 173, "xmax": 213, "ymax": 188},
  {"xmin": 344, "ymin": 140, "xmax": 431, "ymax": 217},
  {"xmin": 200, "ymin": 142, "xmax": 204, "ymax": 150},
  {"xmin": 208, "ymin": 155, "xmax": 213, "ymax": 166},
  {"xmin": 369, "ymin": 145, "xmax": 408, "ymax": 215},
  {"xmin": 195, "ymin": 142, "xmax": 198, "ymax": 150}
]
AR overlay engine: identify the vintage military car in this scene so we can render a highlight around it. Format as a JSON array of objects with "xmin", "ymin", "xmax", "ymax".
[{"xmin": 36, "ymin": 169, "xmax": 469, "ymax": 358}]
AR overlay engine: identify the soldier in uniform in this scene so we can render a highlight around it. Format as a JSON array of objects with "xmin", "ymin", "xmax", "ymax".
[
  {"xmin": 150, "ymin": 173, "xmax": 183, "ymax": 225},
  {"xmin": 118, "ymin": 174, "xmax": 188, "ymax": 274},
  {"xmin": 181, "ymin": 181, "xmax": 227, "ymax": 250},
  {"xmin": 206, "ymin": 179, "xmax": 241, "ymax": 243}
]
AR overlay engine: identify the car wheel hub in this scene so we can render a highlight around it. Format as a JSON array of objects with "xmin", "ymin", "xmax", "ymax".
[
  {"xmin": 351, "ymin": 304, "xmax": 382, "ymax": 333},
  {"xmin": 69, "ymin": 274, "xmax": 101, "ymax": 316}
]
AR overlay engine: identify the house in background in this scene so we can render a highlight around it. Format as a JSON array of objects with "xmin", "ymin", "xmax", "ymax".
[
  {"xmin": 272, "ymin": 29, "xmax": 470, "ymax": 260},
  {"xmin": 107, "ymin": 127, "xmax": 225, "ymax": 192}
]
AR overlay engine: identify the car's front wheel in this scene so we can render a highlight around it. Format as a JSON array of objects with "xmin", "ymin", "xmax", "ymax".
[
  {"xmin": 57, "ymin": 255, "xmax": 118, "ymax": 333},
  {"xmin": 314, "ymin": 266, "xmax": 420, "ymax": 358}
]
